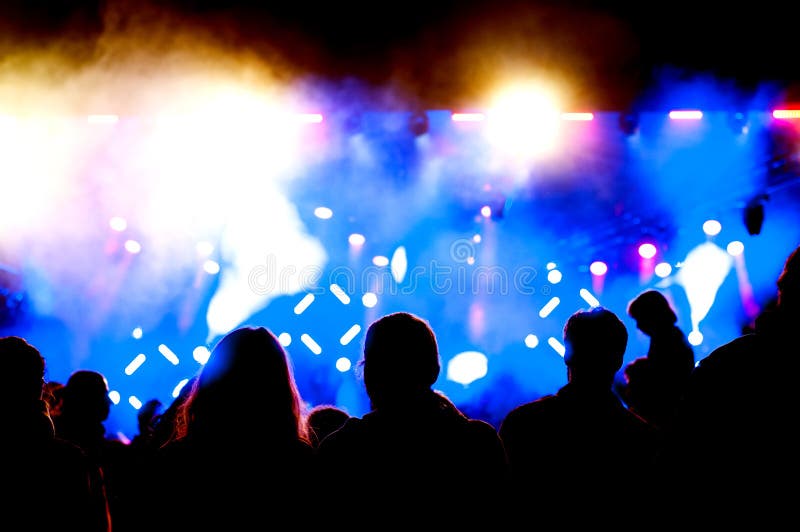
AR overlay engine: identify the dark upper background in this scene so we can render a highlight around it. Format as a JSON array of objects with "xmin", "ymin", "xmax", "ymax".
[{"xmin": 2, "ymin": 0, "xmax": 799, "ymax": 110}]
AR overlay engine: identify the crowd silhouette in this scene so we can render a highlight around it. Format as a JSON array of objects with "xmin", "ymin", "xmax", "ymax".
[{"xmin": 3, "ymin": 243, "xmax": 798, "ymax": 528}]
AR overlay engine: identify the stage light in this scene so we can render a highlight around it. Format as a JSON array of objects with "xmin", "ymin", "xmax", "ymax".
[
  {"xmin": 203, "ymin": 260, "xmax": 220, "ymax": 274},
  {"xmin": 547, "ymin": 269, "xmax": 562, "ymax": 284},
  {"xmin": 446, "ymin": 351, "xmax": 488, "ymax": 386},
  {"xmin": 480, "ymin": 205, "xmax": 492, "ymax": 218},
  {"xmin": 124, "ymin": 239, "xmax": 142, "ymax": 254},
  {"xmin": 687, "ymin": 330, "xmax": 704, "ymax": 346},
  {"xmin": 727, "ymin": 241, "xmax": 744, "ymax": 256},
  {"xmin": 108, "ymin": 390, "xmax": 121, "ymax": 405},
  {"xmin": 335, "ymin": 357, "xmax": 352, "ymax": 372},
  {"xmin": 192, "ymin": 346, "xmax": 210, "ymax": 364},
  {"xmin": 131, "ymin": 327, "xmax": 143, "ymax": 339},
  {"xmin": 362, "ymin": 292, "xmax": 378, "ymax": 308},
  {"xmin": 524, "ymin": 334, "xmax": 539, "ymax": 348},
  {"xmin": 579, "ymin": 288, "xmax": 600, "ymax": 308},
  {"xmin": 538, "ymin": 296, "xmax": 560, "ymax": 318},
  {"xmin": 638, "ymin": 243, "xmax": 657, "ymax": 259},
  {"xmin": 669, "ymin": 110, "xmax": 703, "ymax": 120},
  {"xmin": 452, "ymin": 112, "xmax": 485, "ymax": 122},
  {"xmin": 772, "ymin": 109, "xmax": 800, "ymax": 119},
  {"xmin": 109, "ymin": 216, "xmax": 127, "ymax": 232},
  {"xmin": 589, "ymin": 261, "xmax": 608, "ymax": 276},
  {"xmin": 172, "ymin": 379, "xmax": 190, "ymax": 398},
  {"xmin": 372, "ymin": 256, "xmax": 389, "ymax": 267},
  {"xmin": 314, "ymin": 206, "xmax": 333, "ymax": 219},
  {"xmin": 702, "ymin": 219, "xmax": 722, "ymax": 236},
  {"xmin": 654, "ymin": 262, "xmax": 673, "ymax": 278},
  {"xmin": 196, "ymin": 241, "xmax": 214, "ymax": 256},
  {"xmin": 348, "ymin": 233, "xmax": 365, "ymax": 246},
  {"xmin": 277, "ymin": 333, "xmax": 292, "ymax": 346},
  {"xmin": 408, "ymin": 110, "xmax": 429, "ymax": 137}
]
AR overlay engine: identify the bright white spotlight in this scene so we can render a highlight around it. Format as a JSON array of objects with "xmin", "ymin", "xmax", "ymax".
[
  {"xmin": 339, "ymin": 324, "xmax": 361, "ymax": 346},
  {"xmin": 546, "ymin": 262, "xmax": 557, "ymax": 270},
  {"xmin": 675, "ymin": 242, "xmax": 733, "ymax": 336},
  {"xmin": 349, "ymin": 233, "xmax": 365, "ymax": 246},
  {"xmin": 654, "ymin": 262, "xmax": 673, "ymax": 278},
  {"xmin": 336, "ymin": 357, "xmax": 352, "ymax": 373},
  {"xmin": 131, "ymin": 327, "xmax": 143, "ymax": 339},
  {"xmin": 727, "ymin": 241, "xmax": 744, "ymax": 256},
  {"xmin": 330, "ymin": 284, "xmax": 351, "ymax": 305},
  {"xmin": 278, "ymin": 332, "xmax": 292, "ymax": 346},
  {"xmin": 203, "ymin": 260, "xmax": 221, "ymax": 275},
  {"xmin": 538, "ymin": 297, "xmax": 560, "ymax": 318},
  {"xmin": 193, "ymin": 346, "xmax": 210, "ymax": 364},
  {"xmin": 480, "ymin": 206, "xmax": 492, "ymax": 218},
  {"xmin": 293, "ymin": 294, "xmax": 315, "ymax": 315},
  {"xmin": 390, "ymin": 246, "xmax": 408, "ymax": 283},
  {"xmin": 362, "ymin": 292, "xmax": 378, "ymax": 308},
  {"xmin": 109, "ymin": 216, "xmax": 127, "ymax": 232},
  {"xmin": 314, "ymin": 207, "xmax": 333, "ymax": 219},
  {"xmin": 524, "ymin": 334, "xmax": 539, "ymax": 348},
  {"xmin": 547, "ymin": 270, "xmax": 562, "ymax": 284},
  {"xmin": 446, "ymin": 351, "xmax": 488, "ymax": 386},
  {"xmin": 547, "ymin": 337, "xmax": 566, "ymax": 357},
  {"xmin": 300, "ymin": 333, "xmax": 322, "ymax": 355},
  {"xmin": 638, "ymin": 243, "xmax": 657, "ymax": 259},
  {"xmin": 688, "ymin": 330, "xmax": 704, "ymax": 346},
  {"xmin": 472, "ymin": 234, "xmax": 482, "ymax": 243},
  {"xmin": 486, "ymin": 82, "xmax": 562, "ymax": 158},
  {"xmin": 373, "ymin": 256, "xmax": 389, "ymax": 267},
  {"xmin": 703, "ymin": 220, "xmax": 722, "ymax": 236},
  {"xmin": 589, "ymin": 261, "xmax": 608, "ymax": 276},
  {"xmin": 108, "ymin": 390, "xmax": 121, "ymax": 405},
  {"xmin": 158, "ymin": 344, "xmax": 180, "ymax": 365},
  {"xmin": 579, "ymin": 288, "xmax": 600, "ymax": 308},
  {"xmin": 124, "ymin": 239, "xmax": 142, "ymax": 254},
  {"xmin": 172, "ymin": 378, "xmax": 190, "ymax": 398},
  {"xmin": 128, "ymin": 396, "xmax": 143, "ymax": 409},
  {"xmin": 124, "ymin": 354, "xmax": 146, "ymax": 375}
]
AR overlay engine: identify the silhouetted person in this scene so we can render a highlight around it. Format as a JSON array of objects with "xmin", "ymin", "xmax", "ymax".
[
  {"xmin": 54, "ymin": 369, "xmax": 136, "ymax": 531},
  {"xmin": 499, "ymin": 307, "xmax": 661, "ymax": 523},
  {"xmin": 306, "ymin": 404, "xmax": 350, "ymax": 447},
  {"xmin": 2, "ymin": 336, "xmax": 111, "ymax": 532},
  {"xmin": 128, "ymin": 398, "xmax": 163, "ymax": 452},
  {"xmin": 148, "ymin": 376, "xmax": 196, "ymax": 451},
  {"xmin": 663, "ymin": 244, "xmax": 800, "ymax": 524},
  {"xmin": 146, "ymin": 327, "xmax": 315, "ymax": 530},
  {"xmin": 316, "ymin": 312, "xmax": 509, "ymax": 528},
  {"xmin": 619, "ymin": 289, "xmax": 694, "ymax": 431}
]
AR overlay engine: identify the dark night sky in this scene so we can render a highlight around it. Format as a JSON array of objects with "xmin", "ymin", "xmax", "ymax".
[{"xmin": 2, "ymin": 0, "xmax": 799, "ymax": 109}]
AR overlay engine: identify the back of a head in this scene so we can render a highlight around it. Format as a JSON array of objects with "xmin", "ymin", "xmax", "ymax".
[
  {"xmin": 307, "ymin": 404, "xmax": 350, "ymax": 446},
  {"xmin": 627, "ymin": 290, "xmax": 677, "ymax": 332},
  {"xmin": 362, "ymin": 312, "xmax": 440, "ymax": 407},
  {"xmin": 563, "ymin": 307, "xmax": 628, "ymax": 380},
  {"xmin": 187, "ymin": 326, "xmax": 304, "ymax": 439},
  {"xmin": 0, "ymin": 336, "xmax": 45, "ymax": 406},
  {"xmin": 62, "ymin": 370, "xmax": 111, "ymax": 423},
  {"xmin": 777, "ymin": 245, "xmax": 800, "ymax": 314}
]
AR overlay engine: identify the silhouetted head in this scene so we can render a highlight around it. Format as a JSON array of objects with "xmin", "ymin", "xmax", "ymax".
[
  {"xmin": 61, "ymin": 370, "xmax": 112, "ymax": 423},
  {"xmin": 627, "ymin": 290, "xmax": 677, "ymax": 336},
  {"xmin": 362, "ymin": 312, "xmax": 440, "ymax": 409},
  {"xmin": 777, "ymin": 245, "xmax": 800, "ymax": 314},
  {"xmin": 563, "ymin": 307, "xmax": 628, "ymax": 385},
  {"xmin": 182, "ymin": 326, "xmax": 307, "ymax": 442},
  {"xmin": 307, "ymin": 404, "xmax": 350, "ymax": 447},
  {"xmin": 0, "ymin": 336, "xmax": 45, "ymax": 407}
]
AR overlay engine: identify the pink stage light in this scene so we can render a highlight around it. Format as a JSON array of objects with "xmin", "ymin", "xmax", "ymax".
[
  {"xmin": 772, "ymin": 109, "xmax": 800, "ymax": 119},
  {"xmin": 638, "ymin": 243, "xmax": 657, "ymax": 259}
]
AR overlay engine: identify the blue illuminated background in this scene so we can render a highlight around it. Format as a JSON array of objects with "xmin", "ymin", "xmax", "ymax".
[{"xmin": 2, "ymin": 92, "xmax": 800, "ymax": 439}]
